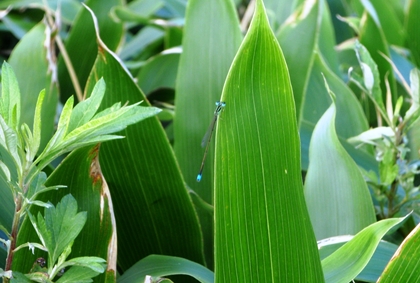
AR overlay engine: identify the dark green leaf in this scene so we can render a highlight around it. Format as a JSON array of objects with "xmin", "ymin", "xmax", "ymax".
[
  {"xmin": 276, "ymin": 0, "xmax": 321, "ymax": 122},
  {"xmin": 57, "ymin": 0, "xmax": 124, "ymax": 102},
  {"xmin": 405, "ymin": 0, "xmax": 420, "ymax": 67},
  {"xmin": 136, "ymin": 51, "xmax": 180, "ymax": 95},
  {"xmin": 301, "ymin": 51, "xmax": 371, "ymax": 170},
  {"xmin": 84, "ymin": 5, "xmax": 205, "ymax": 271}
]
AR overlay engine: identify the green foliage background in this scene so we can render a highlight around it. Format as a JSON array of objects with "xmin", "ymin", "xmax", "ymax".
[{"xmin": 0, "ymin": 0, "xmax": 420, "ymax": 282}]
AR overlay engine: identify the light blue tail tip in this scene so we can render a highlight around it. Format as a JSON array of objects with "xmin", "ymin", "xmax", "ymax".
[{"xmin": 196, "ymin": 174, "xmax": 202, "ymax": 182}]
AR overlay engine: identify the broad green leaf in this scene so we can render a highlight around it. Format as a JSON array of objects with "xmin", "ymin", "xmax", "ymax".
[
  {"xmin": 8, "ymin": 21, "xmax": 58, "ymax": 152},
  {"xmin": 0, "ymin": 173, "xmax": 13, "ymax": 221},
  {"xmin": 324, "ymin": 0, "xmax": 353, "ymax": 43},
  {"xmin": 13, "ymin": 145, "xmax": 117, "ymax": 283},
  {"xmin": 1, "ymin": 14, "xmax": 38, "ymax": 40},
  {"xmin": 317, "ymin": 1, "xmax": 340, "ymax": 75},
  {"xmin": 188, "ymin": 191, "xmax": 214, "ymax": 271},
  {"xmin": 57, "ymin": 0, "xmax": 123, "ymax": 102},
  {"xmin": 174, "ymin": 0, "xmax": 242, "ymax": 204},
  {"xmin": 277, "ymin": 0, "xmax": 321, "ymax": 122},
  {"xmin": 405, "ymin": 0, "xmax": 420, "ymax": 67},
  {"xmin": 318, "ymin": 236, "xmax": 398, "ymax": 282},
  {"xmin": 136, "ymin": 50, "xmax": 180, "ymax": 95},
  {"xmin": 162, "ymin": 0, "xmax": 187, "ymax": 17},
  {"xmin": 118, "ymin": 255, "xmax": 214, "ymax": 283},
  {"xmin": 119, "ymin": 0, "xmax": 163, "ymax": 20},
  {"xmin": 118, "ymin": 26, "xmax": 164, "ymax": 61},
  {"xmin": 215, "ymin": 0, "xmax": 324, "ymax": 281},
  {"xmin": 378, "ymin": 222, "xmax": 420, "ymax": 282},
  {"xmin": 0, "ymin": 62, "xmax": 20, "ymax": 132},
  {"xmin": 84, "ymin": 6, "xmax": 205, "ymax": 271},
  {"xmin": 365, "ymin": 0, "xmax": 405, "ymax": 46},
  {"xmin": 263, "ymin": 0, "xmax": 296, "ymax": 31},
  {"xmin": 322, "ymin": 215, "xmax": 409, "ymax": 283},
  {"xmin": 304, "ymin": 96, "xmax": 376, "ymax": 240},
  {"xmin": 301, "ymin": 51, "xmax": 371, "ymax": 170}
]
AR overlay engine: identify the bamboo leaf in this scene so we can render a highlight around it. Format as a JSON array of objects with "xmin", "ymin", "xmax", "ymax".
[
  {"xmin": 318, "ymin": 236, "xmax": 398, "ymax": 282},
  {"xmin": 276, "ymin": 0, "xmax": 321, "ymax": 122},
  {"xmin": 215, "ymin": 0, "xmax": 324, "ymax": 281},
  {"xmin": 174, "ymin": 0, "xmax": 242, "ymax": 203},
  {"xmin": 301, "ymin": 51, "xmax": 371, "ymax": 170},
  {"xmin": 8, "ymin": 21, "xmax": 58, "ymax": 152},
  {"xmin": 405, "ymin": 0, "xmax": 420, "ymax": 67},
  {"xmin": 322, "ymin": 215, "xmax": 409, "ymax": 283},
  {"xmin": 57, "ymin": 0, "xmax": 124, "ymax": 102},
  {"xmin": 304, "ymin": 93, "xmax": 376, "ymax": 240},
  {"xmin": 83, "ymin": 5, "xmax": 206, "ymax": 271},
  {"xmin": 378, "ymin": 222, "xmax": 420, "ymax": 282}
]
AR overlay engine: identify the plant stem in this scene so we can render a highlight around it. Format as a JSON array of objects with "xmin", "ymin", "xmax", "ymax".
[
  {"xmin": 4, "ymin": 195, "xmax": 23, "ymax": 282},
  {"xmin": 387, "ymin": 180, "xmax": 398, "ymax": 217}
]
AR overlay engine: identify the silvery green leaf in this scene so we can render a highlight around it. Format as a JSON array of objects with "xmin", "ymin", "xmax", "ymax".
[
  {"xmin": 405, "ymin": 68, "xmax": 420, "ymax": 121},
  {"xmin": 348, "ymin": 127, "xmax": 394, "ymax": 145},
  {"xmin": 354, "ymin": 40, "xmax": 387, "ymax": 120}
]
